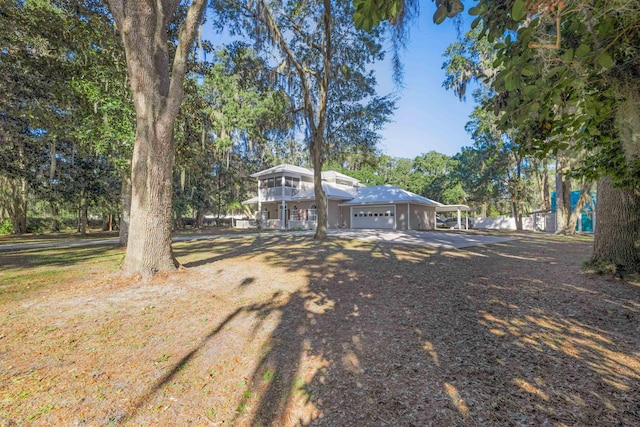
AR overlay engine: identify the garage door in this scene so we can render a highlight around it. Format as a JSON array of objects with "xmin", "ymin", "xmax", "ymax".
[{"xmin": 352, "ymin": 206, "xmax": 395, "ymax": 229}]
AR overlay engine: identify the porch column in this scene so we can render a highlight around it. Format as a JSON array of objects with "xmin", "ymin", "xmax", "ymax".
[
  {"xmin": 281, "ymin": 175, "xmax": 286, "ymax": 229},
  {"xmin": 326, "ymin": 200, "xmax": 329, "ymax": 228},
  {"xmin": 407, "ymin": 203, "xmax": 411, "ymax": 230},
  {"xmin": 457, "ymin": 208, "xmax": 461, "ymax": 230},
  {"xmin": 257, "ymin": 179, "xmax": 261, "ymax": 218}
]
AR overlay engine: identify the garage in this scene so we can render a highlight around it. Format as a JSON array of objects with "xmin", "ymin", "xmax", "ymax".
[{"xmin": 351, "ymin": 205, "xmax": 395, "ymax": 229}]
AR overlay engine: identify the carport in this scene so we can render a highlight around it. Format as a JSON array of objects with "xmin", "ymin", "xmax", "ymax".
[{"xmin": 436, "ymin": 204, "xmax": 471, "ymax": 230}]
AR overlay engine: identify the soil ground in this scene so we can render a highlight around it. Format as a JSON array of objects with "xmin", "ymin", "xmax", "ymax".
[{"xmin": 0, "ymin": 232, "xmax": 638, "ymax": 426}]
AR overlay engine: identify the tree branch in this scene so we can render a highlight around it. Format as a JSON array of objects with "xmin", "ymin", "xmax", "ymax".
[
  {"xmin": 166, "ymin": 0, "xmax": 208, "ymax": 119},
  {"xmin": 528, "ymin": 3, "xmax": 562, "ymax": 49}
]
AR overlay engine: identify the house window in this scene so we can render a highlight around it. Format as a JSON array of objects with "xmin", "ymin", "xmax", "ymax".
[
  {"xmin": 390, "ymin": 212, "xmax": 394, "ymax": 217},
  {"xmin": 267, "ymin": 178, "xmax": 275, "ymax": 188},
  {"xmin": 369, "ymin": 213, "xmax": 373, "ymax": 216},
  {"xmin": 374, "ymin": 213, "xmax": 378, "ymax": 216},
  {"xmin": 285, "ymin": 176, "xmax": 300, "ymax": 189},
  {"xmin": 354, "ymin": 213, "xmax": 357, "ymax": 217}
]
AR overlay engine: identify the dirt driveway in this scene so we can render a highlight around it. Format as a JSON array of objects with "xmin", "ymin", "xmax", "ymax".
[{"xmin": 0, "ymin": 233, "xmax": 638, "ymax": 426}]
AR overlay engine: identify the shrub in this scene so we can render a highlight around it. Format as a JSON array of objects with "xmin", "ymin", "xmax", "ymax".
[{"xmin": 0, "ymin": 219, "xmax": 13, "ymax": 234}]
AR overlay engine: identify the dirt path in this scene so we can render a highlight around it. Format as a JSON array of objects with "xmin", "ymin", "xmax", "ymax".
[{"xmin": 0, "ymin": 233, "xmax": 638, "ymax": 426}]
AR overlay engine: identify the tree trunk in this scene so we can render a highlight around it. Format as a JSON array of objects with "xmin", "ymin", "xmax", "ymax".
[
  {"xmin": 541, "ymin": 158, "xmax": 550, "ymax": 211},
  {"xmin": 105, "ymin": 0, "xmax": 207, "ymax": 277},
  {"xmin": 50, "ymin": 202, "xmax": 60, "ymax": 232},
  {"xmin": 566, "ymin": 181, "xmax": 593, "ymax": 236},
  {"xmin": 591, "ymin": 176, "xmax": 640, "ymax": 274},
  {"xmin": 554, "ymin": 155, "xmax": 571, "ymax": 234},
  {"xmin": 122, "ymin": 117, "xmax": 177, "ymax": 275},
  {"xmin": 11, "ymin": 177, "xmax": 28, "ymax": 234},
  {"xmin": 49, "ymin": 141, "xmax": 59, "ymax": 233},
  {"xmin": 119, "ymin": 171, "xmax": 131, "ymax": 247},
  {"xmin": 10, "ymin": 141, "xmax": 28, "ymax": 234},
  {"xmin": 79, "ymin": 197, "xmax": 88, "ymax": 236},
  {"xmin": 102, "ymin": 214, "xmax": 112, "ymax": 231},
  {"xmin": 195, "ymin": 209, "xmax": 205, "ymax": 229},
  {"xmin": 511, "ymin": 199, "xmax": 522, "ymax": 230},
  {"xmin": 311, "ymin": 135, "xmax": 328, "ymax": 240}
]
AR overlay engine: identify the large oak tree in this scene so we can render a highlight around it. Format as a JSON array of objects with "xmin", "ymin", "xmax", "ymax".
[
  {"xmin": 217, "ymin": 0, "xmax": 390, "ymax": 239},
  {"xmin": 103, "ymin": 0, "xmax": 207, "ymax": 277}
]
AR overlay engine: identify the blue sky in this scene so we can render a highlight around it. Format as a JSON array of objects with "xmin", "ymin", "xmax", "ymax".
[{"xmin": 376, "ymin": 5, "xmax": 478, "ymax": 159}]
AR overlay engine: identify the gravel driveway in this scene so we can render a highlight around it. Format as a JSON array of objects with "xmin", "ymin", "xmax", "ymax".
[
  {"xmin": 326, "ymin": 229, "xmax": 517, "ymax": 248},
  {"xmin": 0, "ymin": 229, "xmax": 516, "ymax": 252}
]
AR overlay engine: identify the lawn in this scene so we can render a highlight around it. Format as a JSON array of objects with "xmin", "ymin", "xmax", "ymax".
[{"xmin": 0, "ymin": 233, "xmax": 638, "ymax": 426}]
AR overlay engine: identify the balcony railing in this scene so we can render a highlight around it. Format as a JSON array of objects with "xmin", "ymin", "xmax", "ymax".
[
  {"xmin": 264, "ymin": 219, "xmax": 283, "ymax": 229},
  {"xmin": 235, "ymin": 219, "xmax": 256, "ymax": 229},
  {"xmin": 259, "ymin": 187, "xmax": 300, "ymax": 200},
  {"xmin": 290, "ymin": 209, "xmax": 317, "ymax": 221},
  {"xmin": 287, "ymin": 219, "xmax": 317, "ymax": 230}
]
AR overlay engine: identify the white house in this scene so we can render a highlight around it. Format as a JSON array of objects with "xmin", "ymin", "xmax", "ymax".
[{"xmin": 241, "ymin": 163, "xmax": 468, "ymax": 230}]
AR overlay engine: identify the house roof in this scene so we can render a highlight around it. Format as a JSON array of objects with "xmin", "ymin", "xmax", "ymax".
[
  {"xmin": 321, "ymin": 170, "xmax": 360, "ymax": 184},
  {"xmin": 339, "ymin": 185, "xmax": 440, "ymax": 207},
  {"xmin": 250, "ymin": 164, "xmax": 362, "ymax": 184},
  {"xmin": 250, "ymin": 164, "xmax": 313, "ymax": 178},
  {"xmin": 291, "ymin": 182, "xmax": 357, "ymax": 201},
  {"xmin": 241, "ymin": 196, "xmax": 260, "ymax": 205},
  {"xmin": 435, "ymin": 204, "xmax": 471, "ymax": 213}
]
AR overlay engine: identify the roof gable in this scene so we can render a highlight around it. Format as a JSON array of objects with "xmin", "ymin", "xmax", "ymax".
[
  {"xmin": 291, "ymin": 182, "xmax": 357, "ymax": 201},
  {"xmin": 250, "ymin": 164, "xmax": 361, "ymax": 184},
  {"xmin": 321, "ymin": 170, "xmax": 360, "ymax": 184},
  {"xmin": 250, "ymin": 164, "xmax": 314, "ymax": 178}
]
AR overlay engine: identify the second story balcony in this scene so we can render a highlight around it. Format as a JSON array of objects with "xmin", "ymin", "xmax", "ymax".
[{"xmin": 259, "ymin": 186, "xmax": 300, "ymax": 200}]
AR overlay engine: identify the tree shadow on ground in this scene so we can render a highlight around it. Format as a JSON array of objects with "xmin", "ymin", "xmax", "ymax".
[
  {"xmin": 157, "ymin": 233, "xmax": 639, "ymax": 426},
  {"xmin": 175, "ymin": 235, "xmax": 293, "ymax": 269},
  {"xmin": 257, "ymin": 236, "xmax": 635, "ymax": 425}
]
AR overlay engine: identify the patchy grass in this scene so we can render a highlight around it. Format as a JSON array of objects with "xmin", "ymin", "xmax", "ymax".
[
  {"xmin": 0, "ymin": 245, "xmax": 125, "ymax": 303},
  {"xmin": 0, "ymin": 233, "xmax": 638, "ymax": 426},
  {"xmin": 0, "ymin": 230, "xmax": 119, "ymax": 246}
]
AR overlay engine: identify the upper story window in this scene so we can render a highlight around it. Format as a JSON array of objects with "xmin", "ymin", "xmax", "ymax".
[
  {"xmin": 260, "ymin": 177, "xmax": 276, "ymax": 188},
  {"xmin": 285, "ymin": 176, "xmax": 300, "ymax": 189},
  {"xmin": 260, "ymin": 176, "xmax": 299, "ymax": 189}
]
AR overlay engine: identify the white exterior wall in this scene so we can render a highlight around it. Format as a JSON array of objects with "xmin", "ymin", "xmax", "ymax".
[
  {"xmin": 409, "ymin": 205, "xmax": 436, "ymax": 230},
  {"xmin": 300, "ymin": 176, "xmax": 314, "ymax": 191},
  {"xmin": 395, "ymin": 204, "xmax": 409, "ymax": 230},
  {"xmin": 473, "ymin": 216, "xmax": 536, "ymax": 230},
  {"xmin": 341, "ymin": 206, "xmax": 351, "ymax": 228},
  {"xmin": 327, "ymin": 200, "xmax": 343, "ymax": 228}
]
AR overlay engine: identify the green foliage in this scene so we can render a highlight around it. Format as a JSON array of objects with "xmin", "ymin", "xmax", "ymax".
[
  {"xmin": 471, "ymin": 0, "xmax": 640, "ymax": 188},
  {"xmin": 0, "ymin": 1, "xmax": 128, "ymax": 231},
  {"xmin": 0, "ymin": 219, "xmax": 13, "ymax": 235},
  {"xmin": 511, "ymin": 0, "xmax": 527, "ymax": 22},
  {"xmin": 352, "ymin": 0, "xmax": 462, "ymax": 30},
  {"xmin": 172, "ymin": 43, "xmax": 294, "ymax": 223},
  {"xmin": 353, "ymin": 0, "xmax": 407, "ymax": 31}
]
